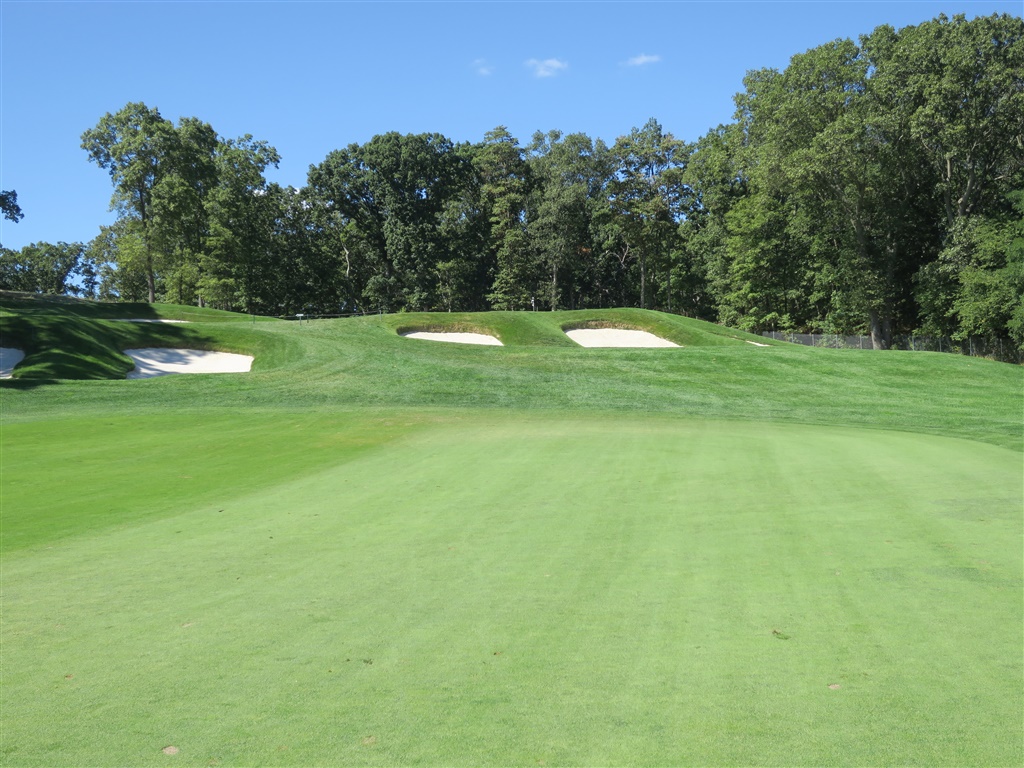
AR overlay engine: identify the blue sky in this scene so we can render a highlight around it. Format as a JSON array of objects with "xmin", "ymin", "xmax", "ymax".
[{"xmin": 1, "ymin": 0, "xmax": 1020, "ymax": 251}]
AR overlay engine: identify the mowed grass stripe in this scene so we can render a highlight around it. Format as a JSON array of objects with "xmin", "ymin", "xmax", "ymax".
[
  {"xmin": 3, "ymin": 415, "xmax": 1020, "ymax": 766},
  {"xmin": 0, "ymin": 410, "xmax": 435, "ymax": 551}
]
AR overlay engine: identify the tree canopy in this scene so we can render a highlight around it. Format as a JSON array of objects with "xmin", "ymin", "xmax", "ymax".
[{"xmin": 6, "ymin": 12, "xmax": 1019, "ymax": 352}]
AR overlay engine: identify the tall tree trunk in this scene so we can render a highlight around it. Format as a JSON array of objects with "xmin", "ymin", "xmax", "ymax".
[
  {"xmin": 640, "ymin": 251, "xmax": 646, "ymax": 309},
  {"xmin": 666, "ymin": 263, "xmax": 672, "ymax": 312},
  {"xmin": 145, "ymin": 251, "xmax": 156, "ymax": 304},
  {"xmin": 141, "ymin": 194, "xmax": 156, "ymax": 303},
  {"xmin": 869, "ymin": 309, "xmax": 892, "ymax": 350},
  {"xmin": 196, "ymin": 260, "xmax": 204, "ymax": 307}
]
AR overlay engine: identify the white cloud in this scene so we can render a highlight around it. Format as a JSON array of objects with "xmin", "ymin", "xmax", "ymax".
[
  {"xmin": 624, "ymin": 53, "xmax": 661, "ymax": 67},
  {"xmin": 525, "ymin": 58, "xmax": 568, "ymax": 78},
  {"xmin": 473, "ymin": 58, "xmax": 493, "ymax": 76}
]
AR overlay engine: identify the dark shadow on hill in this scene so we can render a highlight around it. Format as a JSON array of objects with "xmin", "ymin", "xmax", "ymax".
[
  {"xmin": 0, "ymin": 312, "xmax": 227, "ymax": 380},
  {"xmin": 0, "ymin": 377, "xmax": 58, "ymax": 391},
  {"xmin": 0, "ymin": 291, "xmax": 159, "ymax": 320}
]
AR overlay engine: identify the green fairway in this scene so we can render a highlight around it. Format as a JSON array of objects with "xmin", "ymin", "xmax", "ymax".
[{"xmin": 2, "ymin": 297, "xmax": 1022, "ymax": 766}]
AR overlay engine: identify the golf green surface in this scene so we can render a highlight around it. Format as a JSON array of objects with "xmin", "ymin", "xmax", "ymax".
[{"xmin": 2, "ymin": 299, "xmax": 1022, "ymax": 766}]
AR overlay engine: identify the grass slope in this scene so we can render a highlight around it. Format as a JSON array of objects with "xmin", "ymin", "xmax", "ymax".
[
  {"xmin": 2, "ymin": 304, "xmax": 1020, "ymax": 450},
  {"xmin": 4, "ymin": 416, "xmax": 1020, "ymax": 766},
  {"xmin": 0, "ymin": 292, "xmax": 280, "ymax": 380},
  {"xmin": 388, "ymin": 308, "xmax": 766, "ymax": 347},
  {"xmin": 2, "ymin": 296, "xmax": 1022, "ymax": 766}
]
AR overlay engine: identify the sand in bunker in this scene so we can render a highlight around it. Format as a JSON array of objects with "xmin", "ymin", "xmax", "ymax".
[
  {"xmin": 0, "ymin": 347, "xmax": 25, "ymax": 378},
  {"xmin": 401, "ymin": 331, "xmax": 503, "ymax": 346},
  {"xmin": 125, "ymin": 348, "xmax": 253, "ymax": 378},
  {"xmin": 111, "ymin": 318, "xmax": 190, "ymax": 324},
  {"xmin": 565, "ymin": 329, "xmax": 678, "ymax": 348}
]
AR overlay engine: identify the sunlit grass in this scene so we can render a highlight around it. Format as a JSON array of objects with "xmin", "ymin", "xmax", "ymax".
[{"xmin": 1, "ymin": 295, "xmax": 1021, "ymax": 766}]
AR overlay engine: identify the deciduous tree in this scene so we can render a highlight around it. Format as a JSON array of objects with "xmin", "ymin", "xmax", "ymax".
[
  {"xmin": 82, "ymin": 102, "xmax": 177, "ymax": 302},
  {"xmin": 0, "ymin": 241, "xmax": 86, "ymax": 295},
  {"xmin": 607, "ymin": 118, "xmax": 687, "ymax": 309},
  {"xmin": 476, "ymin": 127, "xmax": 534, "ymax": 310}
]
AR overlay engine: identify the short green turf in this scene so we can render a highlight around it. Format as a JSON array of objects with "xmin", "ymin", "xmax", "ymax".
[{"xmin": 2, "ymin": 297, "xmax": 1021, "ymax": 766}]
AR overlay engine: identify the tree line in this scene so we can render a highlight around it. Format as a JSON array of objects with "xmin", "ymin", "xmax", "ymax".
[{"xmin": 2, "ymin": 13, "xmax": 1021, "ymax": 350}]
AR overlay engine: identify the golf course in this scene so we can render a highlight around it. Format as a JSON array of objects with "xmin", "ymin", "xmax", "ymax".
[{"xmin": 1, "ymin": 294, "xmax": 1021, "ymax": 766}]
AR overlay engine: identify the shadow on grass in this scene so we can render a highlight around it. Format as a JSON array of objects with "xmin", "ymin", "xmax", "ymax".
[
  {"xmin": 0, "ymin": 291, "xmax": 159, "ymax": 320},
  {"xmin": 0, "ymin": 312, "xmax": 229, "ymax": 381}
]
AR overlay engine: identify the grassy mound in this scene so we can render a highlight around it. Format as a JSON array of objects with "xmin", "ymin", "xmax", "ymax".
[
  {"xmin": 2, "ymin": 299, "xmax": 1018, "ymax": 449},
  {"xmin": 0, "ymin": 291, "xmax": 274, "ymax": 322},
  {"xmin": 386, "ymin": 308, "xmax": 770, "ymax": 348},
  {"xmin": 2, "ymin": 295, "xmax": 1021, "ymax": 766},
  {"xmin": 0, "ymin": 292, "xmax": 284, "ymax": 380}
]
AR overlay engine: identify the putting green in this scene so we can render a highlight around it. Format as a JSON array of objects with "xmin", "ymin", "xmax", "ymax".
[{"xmin": 2, "ymin": 411, "xmax": 1020, "ymax": 766}]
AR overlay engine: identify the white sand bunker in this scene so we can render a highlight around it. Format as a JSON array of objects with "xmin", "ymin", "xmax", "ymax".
[
  {"xmin": 401, "ymin": 331, "xmax": 503, "ymax": 346},
  {"xmin": 0, "ymin": 347, "xmax": 25, "ymax": 378},
  {"xmin": 124, "ymin": 348, "xmax": 253, "ymax": 379},
  {"xmin": 565, "ymin": 328, "xmax": 678, "ymax": 348},
  {"xmin": 110, "ymin": 318, "xmax": 190, "ymax": 323},
  {"xmin": 746, "ymin": 340, "xmax": 770, "ymax": 347}
]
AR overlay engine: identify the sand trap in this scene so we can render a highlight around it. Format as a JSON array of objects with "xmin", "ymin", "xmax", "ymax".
[
  {"xmin": 124, "ymin": 348, "xmax": 253, "ymax": 378},
  {"xmin": 746, "ymin": 340, "xmax": 770, "ymax": 347},
  {"xmin": 110, "ymin": 318, "xmax": 190, "ymax": 323},
  {"xmin": 401, "ymin": 331, "xmax": 503, "ymax": 346},
  {"xmin": 0, "ymin": 347, "xmax": 25, "ymax": 378},
  {"xmin": 565, "ymin": 329, "xmax": 678, "ymax": 348}
]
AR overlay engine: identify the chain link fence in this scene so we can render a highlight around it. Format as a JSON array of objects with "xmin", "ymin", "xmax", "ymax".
[{"xmin": 761, "ymin": 332, "xmax": 1023, "ymax": 364}]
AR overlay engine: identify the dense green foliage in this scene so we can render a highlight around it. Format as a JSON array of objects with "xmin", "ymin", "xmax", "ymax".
[
  {"xmin": 2, "ymin": 14, "xmax": 1020, "ymax": 353},
  {"xmin": 689, "ymin": 13, "xmax": 1024, "ymax": 350},
  {"xmin": 78, "ymin": 103, "xmax": 281, "ymax": 306},
  {"xmin": 0, "ymin": 189, "xmax": 23, "ymax": 224},
  {"xmin": 0, "ymin": 242, "xmax": 90, "ymax": 296},
  {"xmin": 2, "ymin": 296, "xmax": 1021, "ymax": 765}
]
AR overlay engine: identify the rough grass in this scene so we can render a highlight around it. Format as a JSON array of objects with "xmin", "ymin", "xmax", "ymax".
[
  {"xmin": 1, "ymin": 295, "xmax": 1022, "ymax": 766},
  {"xmin": 2, "ymin": 302, "xmax": 1020, "ymax": 450}
]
